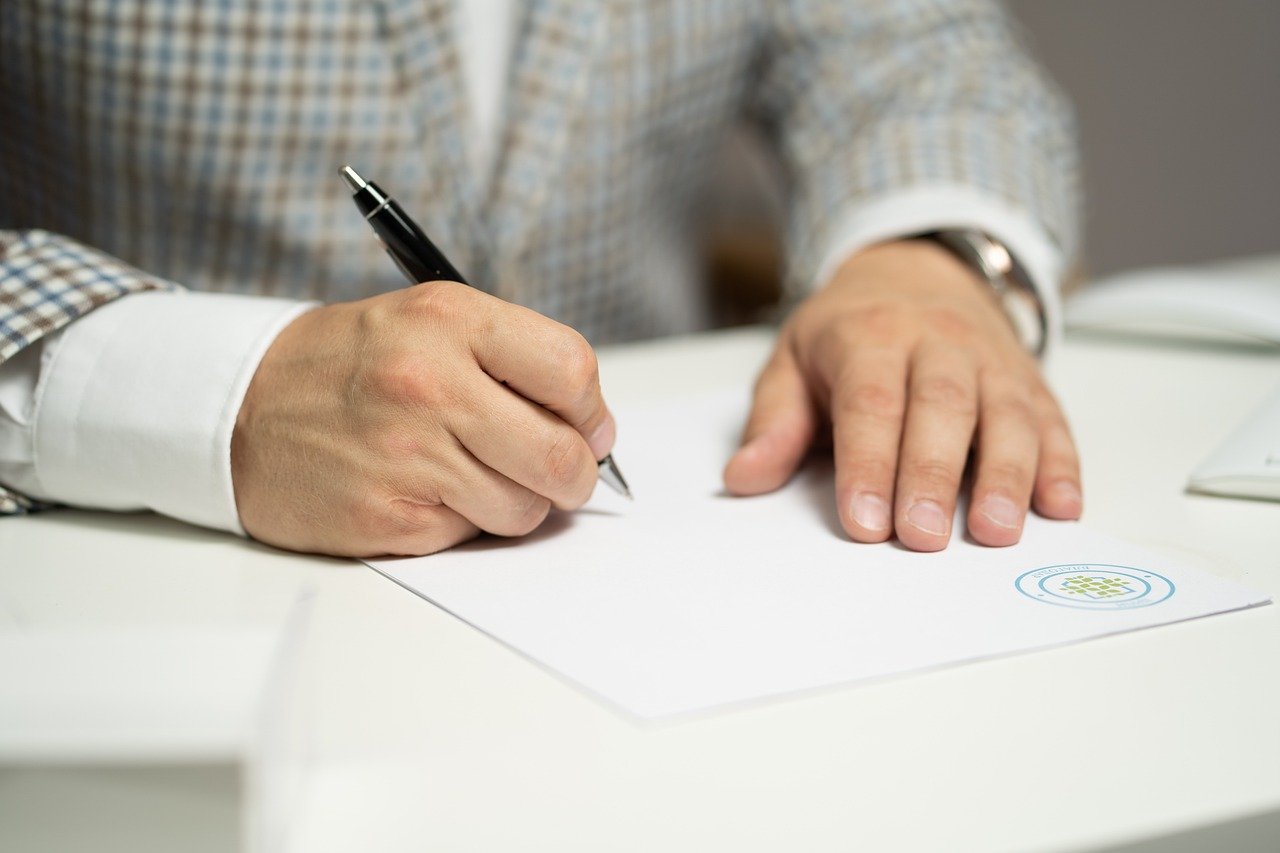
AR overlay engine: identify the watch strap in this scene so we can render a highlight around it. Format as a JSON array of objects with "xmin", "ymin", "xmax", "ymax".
[{"xmin": 920, "ymin": 229, "xmax": 1048, "ymax": 356}]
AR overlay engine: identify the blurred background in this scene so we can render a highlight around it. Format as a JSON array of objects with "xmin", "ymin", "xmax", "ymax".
[
  {"xmin": 709, "ymin": 0, "xmax": 1280, "ymax": 324},
  {"xmin": 1011, "ymin": 0, "xmax": 1280, "ymax": 277}
]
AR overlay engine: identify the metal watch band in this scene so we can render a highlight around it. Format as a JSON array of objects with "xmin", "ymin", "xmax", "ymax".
[{"xmin": 919, "ymin": 229, "xmax": 1048, "ymax": 356}]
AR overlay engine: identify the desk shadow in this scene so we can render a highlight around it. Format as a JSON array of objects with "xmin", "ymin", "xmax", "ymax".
[
  {"xmin": 791, "ymin": 455, "xmax": 845, "ymax": 540},
  {"xmin": 33, "ymin": 508, "xmax": 292, "ymax": 555},
  {"xmin": 30, "ymin": 508, "xmax": 220, "ymax": 544},
  {"xmin": 21, "ymin": 508, "xmax": 358, "ymax": 571},
  {"xmin": 1095, "ymin": 806, "xmax": 1280, "ymax": 853}
]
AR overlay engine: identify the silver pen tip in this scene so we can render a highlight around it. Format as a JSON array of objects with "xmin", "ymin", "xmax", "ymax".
[
  {"xmin": 339, "ymin": 164, "xmax": 366, "ymax": 192},
  {"xmin": 597, "ymin": 454, "xmax": 633, "ymax": 500}
]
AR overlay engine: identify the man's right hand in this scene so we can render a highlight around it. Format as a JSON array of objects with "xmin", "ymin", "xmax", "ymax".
[{"xmin": 230, "ymin": 281, "xmax": 617, "ymax": 557}]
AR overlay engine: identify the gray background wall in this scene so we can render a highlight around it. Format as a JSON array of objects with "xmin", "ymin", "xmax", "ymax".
[{"xmin": 1007, "ymin": 0, "xmax": 1280, "ymax": 277}]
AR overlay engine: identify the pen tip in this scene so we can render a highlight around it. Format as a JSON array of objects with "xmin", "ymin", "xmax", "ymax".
[
  {"xmin": 339, "ymin": 164, "xmax": 366, "ymax": 192},
  {"xmin": 597, "ymin": 454, "xmax": 632, "ymax": 500}
]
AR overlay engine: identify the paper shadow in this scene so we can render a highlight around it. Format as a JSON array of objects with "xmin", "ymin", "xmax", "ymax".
[{"xmin": 793, "ymin": 455, "xmax": 846, "ymax": 540}]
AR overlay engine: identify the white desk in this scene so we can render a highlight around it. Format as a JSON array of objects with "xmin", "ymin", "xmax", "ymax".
[{"xmin": 3, "ymin": 326, "xmax": 1279, "ymax": 852}]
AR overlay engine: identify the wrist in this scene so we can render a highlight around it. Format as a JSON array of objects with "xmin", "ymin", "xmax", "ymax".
[
  {"xmin": 824, "ymin": 238, "xmax": 993, "ymax": 299},
  {"xmin": 912, "ymin": 230, "xmax": 1047, "ymax": 355}
]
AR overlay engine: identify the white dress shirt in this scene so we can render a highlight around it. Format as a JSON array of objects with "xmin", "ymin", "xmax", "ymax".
[{"xmin": 0, "ymin": 0, "xmax": 1063, "ymax": 535}]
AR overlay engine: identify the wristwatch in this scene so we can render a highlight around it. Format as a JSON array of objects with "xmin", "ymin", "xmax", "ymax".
[{"xmin": 919, "ymin": 229, "xmax": 1047, "ymax": 356}]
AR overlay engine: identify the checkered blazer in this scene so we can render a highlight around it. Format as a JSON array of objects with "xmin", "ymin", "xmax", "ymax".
[{"xmin": 0, "ymin": 0, "xmax": 1078, "ymax": 512}]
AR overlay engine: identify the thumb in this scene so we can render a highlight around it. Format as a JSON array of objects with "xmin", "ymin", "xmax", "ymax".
[{"xmin": 723, "ymin": 346, "xmax": 817, "ymax": 495}]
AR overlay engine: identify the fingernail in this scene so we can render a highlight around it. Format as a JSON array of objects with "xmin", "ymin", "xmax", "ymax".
[
  {"xmin": 906, "ymin": 500, "xmax": 949, "ymax": 536},
  {"xmin": 978, "ymin": 494, "xmax": 1022, "ymax": 530},
  {"xmin": 587, "ymin": 415, "xmax": 616, "ymax": 461},
  {"xmin": 850, "ymin": 492, "xmax": 891, "ymax": 532}
]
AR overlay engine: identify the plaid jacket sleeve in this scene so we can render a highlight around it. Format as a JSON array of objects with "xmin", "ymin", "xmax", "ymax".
[
  {"xmin": 0, "ymin": 228, "xmax": 178, "ymax": 514},
  {"xmin": 755, "ymin": 0, "xmax": 1079, "ymax": 298}
]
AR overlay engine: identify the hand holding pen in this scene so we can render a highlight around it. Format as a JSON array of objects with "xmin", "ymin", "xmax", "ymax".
[
  {"xmin": 225, "ymin": 169, "xmax": 627, "ymax": 558},
  {"xmin": 339, "ymin": 165, "xmax": 630, "ymax": 499}
]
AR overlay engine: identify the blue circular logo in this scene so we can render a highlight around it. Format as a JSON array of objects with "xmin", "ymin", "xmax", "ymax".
[{"xmin": 1015, "ymin": 564, "xmax": 1175, "ymax": 610}]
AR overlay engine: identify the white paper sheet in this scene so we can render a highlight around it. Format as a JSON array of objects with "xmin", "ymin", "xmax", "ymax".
[{"xmin": 367, "ymin": 391, "xmax": 1270, "ymax": 719}]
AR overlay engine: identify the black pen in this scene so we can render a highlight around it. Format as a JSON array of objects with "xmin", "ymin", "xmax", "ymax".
[{"xmin": 340, "ymin": 165, "xmax": 632, "ymax": 499}]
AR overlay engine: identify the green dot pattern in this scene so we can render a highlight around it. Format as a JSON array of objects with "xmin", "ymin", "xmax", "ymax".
[{"xmin": 1060, "ymin": 575, "xmax": 1134, "ymax": 599}]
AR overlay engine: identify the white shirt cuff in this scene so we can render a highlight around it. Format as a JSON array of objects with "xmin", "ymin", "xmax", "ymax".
[
  {"xmin": 30, "ymin": 291, "xmax": 315, "ymax": 534},
  {"xmin": 809, "ymin": 184, "xmax": 1067, "ymax": 357}
]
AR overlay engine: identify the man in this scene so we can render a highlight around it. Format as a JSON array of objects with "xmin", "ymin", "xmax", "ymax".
[{"xmin": 0, "ymin": 0, "xmax": 1082, "ymax": 557}]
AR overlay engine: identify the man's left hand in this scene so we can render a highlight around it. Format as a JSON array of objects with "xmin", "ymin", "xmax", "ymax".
[{"xmin": 722, "ymin": 239, "xmax": 1082, "ymax": 551}]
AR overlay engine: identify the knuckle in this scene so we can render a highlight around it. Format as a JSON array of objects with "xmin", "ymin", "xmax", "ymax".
[
  {"xmin": 399, "ymin": 491, "xmax": 445, "ymax": 519},
  {"xmin": 382, "ymin": 499, "xmax": 464, "ymax": 555},
  {"xmin": 809, "ymin": 321, "xmax": 855, "ymax": 367},
  {"xmin": 388, "ymin": 499, "xmax": 443, "ymax": 535},
  {"xmin": 839, "ymin": 382, "xmax": 904, "ymax": 422},
  {"xmin": 356, "ymin": 296, "xmax": 395, "ymax": 337},
  {"xmin": 339, "ymin": 491, "xmax": 467, "ymax": 557},
  {"xmin": 1039, "ymin": 449, "xmax": 1081, "ymax": 476},
  {"xmin": 855, "ymin": 304, "xmax": 902, "ymax": 340},
  {"xmin": 906, "ymin": 458, "xmax": 964, "ymax": 491},
  {"xmin": 346, "ymin": 491, "xmax": 404, "ymax": 540},
  {"xmin": 979, "ymin": 460, "xmax": 1034, "ymax": 487},
  {"xmin": 912, "ymin": 375, "xmax": 975, "ymax": 414},
  {"xmin": 1032, "ymin": 389, "xmax": 1072, "ymax": 425},
  {"xmin": 365, "ymin": 355, "xmax": 428, "ymax": 402},
  {"xmin": 371, "ymin": 429, "xmax": 422, "ymax": 461},
  {"xmin": 1037, "ymin": 408, "xmax": 1072, "ymax": 438},
  {"xmin": 402, "ymin": 280, "xmax": 468, "ymax": 320},
  {"xmin": 977, "ymin": 394, "xmax": 1039, "ymax": 427},
  {"xmin": 1031, "ymin": 383, "xmax": 1064, "ymax": 409},
  {"xmin": 558, "ymin": 475, "xmax": 595, "ymax": 510},
  {"xmin": 364, "ymin": 356, "xmax": 457, "ymax": 411},
  {"xmin": 542, "ymin": 429, "xmax": 591, "ymax": 495},
  {"xmin": 840, "ymin": 458, "xmax": 897, "ymax": 491},
  {"xmin": 554, "ymin": 331, "xmax": 599, "ymax": 394},
  {"xmin": 506, "ymin": 493, "xmax": 552, "ymax": 537},
  {"xmin": 984, "ymin": 395, "xmax": 1035, "ymax": 427},
  {"xmin": 924, "ymin": 306, "xmax": 973, "ymax": 339},
  {"xmin": 1038, "ymin": 417, "xmax": 1079, "ymax": 454}
]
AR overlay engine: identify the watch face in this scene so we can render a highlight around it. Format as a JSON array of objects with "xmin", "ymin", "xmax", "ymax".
[{"xmin": 976, "ymin": 236, "xmax": 1014, "ymax": 279}]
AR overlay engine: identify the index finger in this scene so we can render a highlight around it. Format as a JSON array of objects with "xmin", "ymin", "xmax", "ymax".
[{"xmin": 469, "ymin": 300, "xmax": 615, "ymax": 460}]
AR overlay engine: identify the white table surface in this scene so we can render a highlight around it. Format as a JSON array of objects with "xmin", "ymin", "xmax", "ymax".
[{"xmin": 4, "ymin": 325, "xmax": 1279, "ymax": 852}]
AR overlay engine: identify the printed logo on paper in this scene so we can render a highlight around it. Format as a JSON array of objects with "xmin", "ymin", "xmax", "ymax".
[{"xmin": 1015, "ymin": 564, "xmax": 1175, "ymax": 610}]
